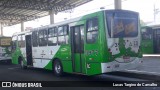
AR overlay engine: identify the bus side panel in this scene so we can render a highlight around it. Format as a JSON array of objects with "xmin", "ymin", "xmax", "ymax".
[
  {"xmin": 141, "ymin": 39, "xmax": 153, "ymax": 54},
  {"xmin": 44, "ymin": 60, "xmax": 73, "ymax": 73},
  {"xmin": 61, "ymin": 61, "xmax": 73, "ymax": 73},
  {"xmin": 141, "ymin": 27, "xmax": 154, "ymax": 54},
  {"xmin": 54, "ymin": 45, "xmax": 73, "ymax": 73},
  {"xmin": 84, "ymin": 12, "xmax": 104, "ymax": 75},
  {"xmin": 86, "ymin": 63, "xmax": 101, "ymax": 75}
]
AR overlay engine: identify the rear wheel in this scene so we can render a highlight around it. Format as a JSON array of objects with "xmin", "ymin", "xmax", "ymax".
[{"xmin": 53, "ymin": 60, "xmax": 63, "ymax": 76}]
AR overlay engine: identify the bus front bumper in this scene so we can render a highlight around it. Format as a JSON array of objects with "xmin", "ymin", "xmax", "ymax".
[{"xmin": 101, "ymin": 58, "xmax": 142, "ymax": 73}]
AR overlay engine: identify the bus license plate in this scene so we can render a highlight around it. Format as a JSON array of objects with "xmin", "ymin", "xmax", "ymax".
[{"xmin": 123, "ymin": 56, "xmax": 130, "ymax": 62}]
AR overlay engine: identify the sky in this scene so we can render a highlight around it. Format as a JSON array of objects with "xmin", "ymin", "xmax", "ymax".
[{"xmin": 3, "ymin": 0, "xmax": 160, "ymax": 36}]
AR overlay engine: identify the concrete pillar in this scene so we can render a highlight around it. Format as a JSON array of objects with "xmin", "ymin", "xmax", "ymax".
[
  {"xmin": 21, "ymin": 21, "xmax": 24, "ymax": 32},
  {"xmin": 49, "ymin": 10, "xmax": 54, "ymax": 24},
  {"xmin": 114, "ymin": 0, "xmax": 122, "ymax": 9},
  {"xmin": 0, "ymin": 23, "xmax": 3, "ymax": 36}
]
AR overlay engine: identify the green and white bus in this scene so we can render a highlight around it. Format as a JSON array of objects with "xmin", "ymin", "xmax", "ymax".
[
  {"xmin": 0, "ymin": 36, "xmax": 11, "ymax": 62},
  {"xmin": 11, "ymin": 10, "xmax": 142, "ymax": 76},
  {"xmin": 141, "ymin": 26, "xmax": 154, "ymax": 54}
]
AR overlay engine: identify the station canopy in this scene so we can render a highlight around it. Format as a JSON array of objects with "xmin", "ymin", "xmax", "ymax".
[{"xmin": 0, "ymin": 0, "xmax": 92, "ymax": 26}]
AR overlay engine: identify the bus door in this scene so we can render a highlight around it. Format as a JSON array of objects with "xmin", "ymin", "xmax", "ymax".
[
  {"xmin": 71, "ymin": 25, "xmax": 85, "ymax": 73},
  {"xmin": 25, "ymin": 35, "xmax": 33, "ymax": 66}
]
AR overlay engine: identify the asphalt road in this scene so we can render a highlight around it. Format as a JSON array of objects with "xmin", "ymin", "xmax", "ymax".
[
  {"xmin": 0, "ymin": 61, "xmax": 145, "ymax": 81},
  {"xmin": 0, "ymin": 61, "xmax": 159, "ymax": 90},
  {"xmin": 134, "ymin": 57, "xmax": 160, "ymax": 73}
]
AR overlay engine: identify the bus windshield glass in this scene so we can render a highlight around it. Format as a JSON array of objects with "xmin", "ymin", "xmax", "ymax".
[{"xmin": 106, "ymin": 10, "xmax": 138, "ymax": 38}]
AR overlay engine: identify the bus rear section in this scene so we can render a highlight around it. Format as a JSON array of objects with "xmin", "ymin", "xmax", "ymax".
[
  {"xmin": 0, "ymin": 37, "xmax": 11, "ymax": 62},
  {"xmin": 101, "ymin": 10, "xmax": 142, "ymax": 73}
]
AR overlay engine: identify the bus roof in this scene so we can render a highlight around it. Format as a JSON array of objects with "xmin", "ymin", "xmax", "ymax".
[{"xmin": 12, "ymin": 9, "xmax": 139, "ymax": 36}]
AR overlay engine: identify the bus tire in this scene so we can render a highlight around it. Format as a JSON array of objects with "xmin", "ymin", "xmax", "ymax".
[
  {"xmin": 20, "ymin": 58, "xmax": 27, "ymax": 69},
  {"xmin": 53, "ymin": 60, "xmax": 63, "ymax": 76}
]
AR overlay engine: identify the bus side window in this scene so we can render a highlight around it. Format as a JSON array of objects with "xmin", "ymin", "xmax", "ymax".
[
  {"xmin": 12, "ymin": 36, "xmax": 17, "ymax": 52},
  {"xmin": 21, "ymin": 35, "xmax": 25, "ymax": 47},
  {"xmin": 38, "ymin": 29, "xmax": 48, "ymax": 46},
  {"xmin": 48, "ymin": 27, "xmax": 57, "ymax": 46},
  {"xmin": 64, "ymin": 25, "xmax": 69, "ymax": 44},
  {"xmin": 86, "ymin": 17, "xmax": 98, "ymax": 44},
  {"xmin": 18, "ymin": 35, "xmax": 22, "ymax": 47},
  {"xmin": 57, "ymin": 25, "xmax": 69, "ymax": 45},
  {"xmin": 17, "ymin": 34, "xmax": 25, "ymax": 48},
  {"xmin": 32, "ymin": 31, "xmax": 38, "ymax": 47}
]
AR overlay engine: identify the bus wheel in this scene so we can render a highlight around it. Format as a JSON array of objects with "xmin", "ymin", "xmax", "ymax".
[
  {"xmin": 53, "ymin": 60, "xmax": 63, "ymax": 76},
  {"xmin": 20, "ymin": 60, "xmax": 27, "ymax": 69}
]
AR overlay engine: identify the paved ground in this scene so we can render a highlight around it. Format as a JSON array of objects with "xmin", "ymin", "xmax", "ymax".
[
  {"xmin": 0, "ymin": 58, "xmax": 159, "ymax": 90},
  {"xmin": 126, "ymin": 57, "xmax": 160, "ymax": 75},
  {"xmin": 0, "ymin": 61, "xmax": 146, "ymax": 82}
]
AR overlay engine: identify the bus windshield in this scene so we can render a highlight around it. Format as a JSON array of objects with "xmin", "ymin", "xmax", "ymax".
[{"xmin": 106, "ymin": 10, "xmax": 138, "ymax": 38}]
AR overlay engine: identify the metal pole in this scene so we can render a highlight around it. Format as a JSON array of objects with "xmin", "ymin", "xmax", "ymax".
[
  {"xmin": 154, "ymin": 4, "xmax": 157, "ymax": 22},
  {"xmin": 49, "ymin": 10, "xmax": 54, "ymax": 24},
  {"xmin": 114, "ymin": 0, "xmax": 122, "ymax": 9},
  {"xmin": 0, "ymin": 23, "xmax": 3, "ymax": 36},
  {"xmin": 21, "ymin": 21, "xmax": 24, "ymax": 32}
]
